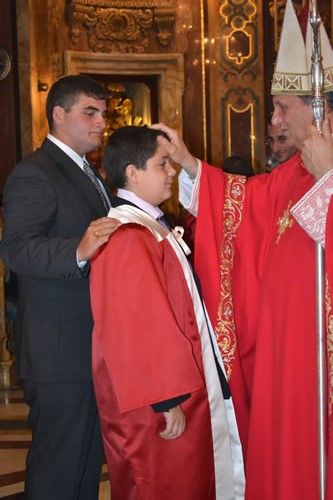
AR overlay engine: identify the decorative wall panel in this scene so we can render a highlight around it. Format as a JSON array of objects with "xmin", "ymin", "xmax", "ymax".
[
  {"xmin": 215, "ymin": 0, "xmax": 264, "ymax": 170},
  {"xmin": 222, "ymin": 87, "xmax": 257, "ymax": 162},
  {"xmin": 68, "ymin": 0, "xmax": 177, "ymax": 52}
]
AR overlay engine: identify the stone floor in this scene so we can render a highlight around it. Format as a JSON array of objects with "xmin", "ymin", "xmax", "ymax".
[{"xmin": 0, "ymin": 365, "xmax": 111, "ymax": 499}]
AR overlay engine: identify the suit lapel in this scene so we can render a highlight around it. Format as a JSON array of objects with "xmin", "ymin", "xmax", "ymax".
[{"xmin": 42, "ymin": 139, "xmax": 112, "ymax": 216}]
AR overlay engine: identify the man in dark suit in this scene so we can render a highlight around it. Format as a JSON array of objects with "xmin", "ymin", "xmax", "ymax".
[{"xmin": 0, "ymin": 75, "xmax": 120, "ymax": 499}]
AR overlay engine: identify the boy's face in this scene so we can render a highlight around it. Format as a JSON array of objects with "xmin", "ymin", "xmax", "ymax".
[{"xmin": 130, "ymin": 144, "xmax": 176, "ymax": 206}]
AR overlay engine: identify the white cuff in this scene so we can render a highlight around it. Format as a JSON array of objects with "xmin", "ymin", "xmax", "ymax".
[
  {"xmin": 178, "ymin": 160, "xmax": 201, "ymax": 216},
  {"xmin": 291, "ymin": 169, "xmax": 333, "ymax": 247}
]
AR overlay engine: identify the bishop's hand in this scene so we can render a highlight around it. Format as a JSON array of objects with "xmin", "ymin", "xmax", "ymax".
[{"xmin": 301, "ymin": 118, "xmax": 333, "ymax": 180}]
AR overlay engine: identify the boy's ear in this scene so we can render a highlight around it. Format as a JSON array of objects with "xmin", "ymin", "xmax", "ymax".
[{"xmin": 125, "ymin": 164, "xmax": 139, "ymax": 184}]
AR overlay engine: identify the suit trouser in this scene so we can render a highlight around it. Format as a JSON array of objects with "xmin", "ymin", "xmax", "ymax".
[{"xmin": 23, "ymin": 380, "xmax": 104, "ymax": 500}]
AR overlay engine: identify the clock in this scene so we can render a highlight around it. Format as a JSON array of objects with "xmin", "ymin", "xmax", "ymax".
[{"xmin": 0, "ymin": 48, "xmax": 11, "ymax": 81}]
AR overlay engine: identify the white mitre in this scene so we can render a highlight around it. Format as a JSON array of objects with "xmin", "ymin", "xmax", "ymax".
[
  {"xmin": 305, "ymin": 8, "xmax": 333, "ymax": 92},
  {"xmin": 271, "ymin": 0, "xmax": 333, "ymax": 95}
]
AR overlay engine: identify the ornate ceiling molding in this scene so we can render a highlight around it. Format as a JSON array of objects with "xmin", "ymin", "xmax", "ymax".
[{"xmin": 67, "ymin": 0, "xmax": 177, "ymax": 52}]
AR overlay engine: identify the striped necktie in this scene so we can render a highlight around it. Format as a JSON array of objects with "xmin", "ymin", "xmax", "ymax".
[{"xmin": 83, "ymin": 160, "xmax": 110, "ymax": 211}]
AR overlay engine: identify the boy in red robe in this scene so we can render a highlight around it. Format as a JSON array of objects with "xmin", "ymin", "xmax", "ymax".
[{"xmin": 89, "ymin": 126, "xmax": 244, "ymax": 499}]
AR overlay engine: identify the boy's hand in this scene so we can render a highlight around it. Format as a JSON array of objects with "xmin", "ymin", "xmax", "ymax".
[{"xmin": 160, "ymin": 405, "xmax": 186, "ymax": 440}]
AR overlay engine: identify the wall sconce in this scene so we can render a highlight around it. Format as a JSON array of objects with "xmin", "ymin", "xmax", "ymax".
[{"xmin": 37, "ymin": 80, "xmax": 49, "ymax": 92}]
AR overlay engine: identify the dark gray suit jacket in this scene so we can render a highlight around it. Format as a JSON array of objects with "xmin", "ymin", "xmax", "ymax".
[{"xmin": 0, "ymin": 138, "xmax": 114, "ymax": 383}]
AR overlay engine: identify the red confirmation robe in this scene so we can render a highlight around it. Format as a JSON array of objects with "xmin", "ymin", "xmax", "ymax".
[
  {"xmin": 181, "ymin": 153, "xmax": 333, "ymax": 499},
  {"xmin": 90, "ymin": 205, "xmax": 244, "ymax": 500}
]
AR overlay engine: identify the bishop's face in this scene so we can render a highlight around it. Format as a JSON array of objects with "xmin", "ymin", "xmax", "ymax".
[{"xmin": 271, "ymin": 95, "xmax": 313, "ymax": 151}]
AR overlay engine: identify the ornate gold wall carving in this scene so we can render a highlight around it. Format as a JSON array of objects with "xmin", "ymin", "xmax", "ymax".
[
  {"xmin": 222, "ymin": 88, "xmax": 257, "ymax": 162},
  {"xmin": 68, "ymin": 0, "xmax": 177, "ymax": 51},
  {"xmin": 219, "ymin": 0, "xmax": 258, "ymax": 82},
  {"xmin": 217, "ymin": 0, "xmax": 263, "ymax": 170}
]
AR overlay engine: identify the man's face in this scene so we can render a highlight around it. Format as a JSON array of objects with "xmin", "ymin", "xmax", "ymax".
[
  {"xmin": 271, "ymin": 95, "xmax": 313, "ymax": 150},
  {"xmin": 52, "ymin": 94, "xmax": 107, "ymax": 156},
  {"xmin": 129, "ymin": 144, "xmax": 177, "ymax": 207},
  {"xmin": 266, "ymin": 123, "xmax": 298, "ymax": 163}
]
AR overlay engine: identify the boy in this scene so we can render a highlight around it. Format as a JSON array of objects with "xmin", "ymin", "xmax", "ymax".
[{"xmin": 90, "ymin": 126, "xmax": 244, "ymax": 499}]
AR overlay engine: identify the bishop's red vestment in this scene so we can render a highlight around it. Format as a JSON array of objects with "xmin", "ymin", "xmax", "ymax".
[{"xmin": 181, "ymin": 153, "xmax": 333, "ymax": 499}]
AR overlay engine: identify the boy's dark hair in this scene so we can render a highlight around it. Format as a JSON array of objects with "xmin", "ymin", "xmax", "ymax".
[
  {"xmin": 103, "ymin": 126, "xmax": 170, "ymax": 188},
  {"xmin": 46, "ymin": 75, "xmax": 107, "ymax": 131}
]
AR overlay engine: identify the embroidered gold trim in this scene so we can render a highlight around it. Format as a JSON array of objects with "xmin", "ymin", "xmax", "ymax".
[
  {"xmin": 215, "ymin": 174, "xmax": 246, "ymax": 379},
  {"xmin": 325, "ymin": 277, "xmax": 333, "ymax": 415},
  {"xmin": 277, "ymin": 201, "xmax": 294, "ymax": 243}
]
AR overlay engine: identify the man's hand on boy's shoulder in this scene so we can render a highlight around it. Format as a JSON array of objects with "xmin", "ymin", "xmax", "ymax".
[{"xmin": 77, "ymin": 216, "xmax": 121, "ymax": 262}]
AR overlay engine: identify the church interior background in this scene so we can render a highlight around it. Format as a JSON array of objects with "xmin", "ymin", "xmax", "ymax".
[{"xmin": 0, "ymin": 0, "xmax": 332, "ymax": 497}]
